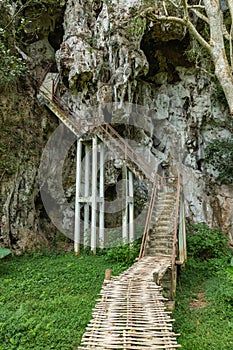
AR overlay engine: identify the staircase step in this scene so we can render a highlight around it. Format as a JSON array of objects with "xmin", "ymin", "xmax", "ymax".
[
  {"xmin": 146, "ymin": 248, "xmax": 172, "ymax": 256},
  {"xmin": 156, "ymin": 217, "xmax": 171, "ymax": 223},
  {"xmin": 150, "ymin": 233, "xmax": 174, "ymax": 239},
  {"xmin": 148, "ymin": 249, "xmax": 174, "ymax": 256},
  {"xmin": 152, "ymin": 235, "xmax": 173, "ymax": 241},
  {"xmin": 155, "ymin": 204, "xmax": 175, "ymax": 210},
  {"xmin": 149, "ymin": 242, "xmax": 174, "ymax": 249}
]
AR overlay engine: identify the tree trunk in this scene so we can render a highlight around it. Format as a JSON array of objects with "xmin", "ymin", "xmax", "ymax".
[{"xmin": 204, "ymin": 0, "xmax": 233, "ymax": 114}]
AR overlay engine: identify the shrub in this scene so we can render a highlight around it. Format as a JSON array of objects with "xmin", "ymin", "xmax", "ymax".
[
  {"xmin": 106, "ymin": 238, "xmax": 142, "ymax": 265},
  {"xmin": 205, "ymin": 139, "xmax": 233, "ymax": 184},
  {"xmin": 187, "ymin": 223, "xmax": 230, "ymax": 261}
]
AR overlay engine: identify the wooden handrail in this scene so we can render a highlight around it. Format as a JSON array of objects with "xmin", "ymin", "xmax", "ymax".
[
  {"xmin": 107, "ymin": 124, "xmax": 160, "ymax": 179},
  {"xmin": 138, "ymin": 176, "xmax": 158, "ymax": 260},
  {"xmin": 38, "ymin": 63, "xmax": 52, "ymax": 87},
  {"xmin": 97, "ymin": 124, "xmax": 160, "ymax": 183},
  {"xmin": 39, "ymin": 85, "xmax": 103, "ymax": 134}
]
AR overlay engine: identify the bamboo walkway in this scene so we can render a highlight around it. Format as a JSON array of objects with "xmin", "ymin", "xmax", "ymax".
[{"xmin": 78, "ymin": 256, "xmax": 181, "ymax": 350}]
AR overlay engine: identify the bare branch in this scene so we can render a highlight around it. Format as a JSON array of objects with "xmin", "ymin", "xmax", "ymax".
[
  {"xmin": 4, "ymin": 0, "xmax": 33, "ymax": 30},
  {"xmin": 226, "ymin": 0, "xmax": 233, "ymax": 70},
  {"xmin": 190, "ymin": 8, "xmax": 209, "ymax": 23},
  {"xmin": 226, "ymin": 0, "xmax": 233, "ymax": 17},
  {"xmin": 187, "ymin": 5, "xmax": 206, "ymax": 9},
  {"xmin": 167, "ymin": 0, "xmax": 178, "ymax": 8},
  {"xmin": 167, "ymin": 0, "xmax": 182, "ymax": 9},
  {"xmin": 163, "ymin": 1, "xmax": 168, "ymax": 16},
  {"xmin": 230, "ymin": 26, "xmax": 233, "ymax": 69},
  {"xmin": 182, "ymin": 0, "xmax": 189, "ymax": 17},
  {"xmin": 143, "ymin": 11, "xmax": 212, "ymax": 54}
]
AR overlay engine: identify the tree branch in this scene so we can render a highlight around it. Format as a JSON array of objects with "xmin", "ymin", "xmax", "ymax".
[
  {"xmin": 190, "ymin": 8, "xmax": 209, "ymax": 23},
  {"xmin": 182, "ymin": 0, "xmax": 189, "ymax": 18},
  {"xmin": 227, "ymin": 0, "xmax": 233, "ymax": 69},
  {"xmin": 144, "ymin": 11, "xmax": 212, "ymax": 54},
  {"xmin": 163, "ymin": 1, "xmax": 168, "ymax": 16},
  {"xmin": 187, "ymin": 5, "xmax": 206, "ymax": 9},
  {"xmin": 4, "ymin": 0, "xmax": 33, "ymax": 31}
]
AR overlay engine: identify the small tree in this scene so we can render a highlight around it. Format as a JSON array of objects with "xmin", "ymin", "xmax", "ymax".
[{"xmin": 137, "ymin": 0, "xmax": 233, "ymax": 115}]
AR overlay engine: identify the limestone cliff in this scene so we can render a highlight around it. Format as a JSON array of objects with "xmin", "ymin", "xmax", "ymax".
[
  {"xmin": 1, "ymin": 0, "xmax": 233, "ymax": 252},
  {"xmin": 55, "ymin": 0, "xmax": 233, "ymax": 241}
]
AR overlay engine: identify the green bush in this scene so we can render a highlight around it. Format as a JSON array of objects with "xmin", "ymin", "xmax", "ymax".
[
  {"xmin": 187, "ymin": 223, "xmax": 230, "ymax": 261},
  {"xmin": 0, "ymin": 36, "xmax": 27, "ymax": 88},
  {"xmin": 106, "ymin": 238, "xmax": 142, "ymax": 265},
  {"xmin": 205, "ymin": 139, "xmax": 233, "ymax": 184}
]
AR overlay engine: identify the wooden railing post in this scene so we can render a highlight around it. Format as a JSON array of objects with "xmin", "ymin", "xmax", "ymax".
[
  {"xmin": 171, "ymin": 173, "xmax": 181, "ymax": 299},
  {"xmin": 52, "ymin": 79, "xmax": 55, "ymax": 102},
  {"xmin": 138, "ymin": 175, "xmax": 158, "ymax": 260}
]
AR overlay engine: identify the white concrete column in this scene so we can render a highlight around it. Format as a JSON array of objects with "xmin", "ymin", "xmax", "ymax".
[
  {"xmin": 128, "ymin": 170, "xmax": 134, "ymax": 243},
  {"xmin": 122, "ymin": 165, "xmax": 128, "ymax": 243},
  {"xmin": 99, "ymin": 142, "xmax": 105, "ymax": 249},
  {"xmin": 74, "ymin": 139, "xmax": 82, "ymax": 255},
  {"xmin": 91, "ymin": 136, "xmax": 98, "ymax": 254},
  {"xmin": 84, "ymin": 144, "xmax": 90, "ymax": 248}
]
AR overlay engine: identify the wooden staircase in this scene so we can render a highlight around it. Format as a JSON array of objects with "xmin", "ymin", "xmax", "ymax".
[
  {"xmin": 38, "ymin": 68, "xmax": 186, "ymax": 349},
  {"xmin": 145, "ymin": 191, "xmax": 177, "ymax": 257}
]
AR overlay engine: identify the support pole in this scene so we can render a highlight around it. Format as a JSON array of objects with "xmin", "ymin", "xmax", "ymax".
[
  {"xmin": 122, "ymin": 164, "xmax": 128, "ymax": 243},
  {"xmin": 84, "ymin": 144, "xmax": 90, "ymax": 248},
  {"xmin": 128, "ymin": 170, "xmax": 134, "ymax": 243},
  {"xmin": 74, "ymin": 139, "xmax": 82, "ymax": 255},
  {"xmin": 99, "ymin": 142, "xmax": 105, "ymax": 249},
  {"xmin": 178, "ymin": 195, "xmax": 187, "ymax": 263},
  {"xmin": 91, "ymin": 136, "xmax": 98, "ymax": 254}
]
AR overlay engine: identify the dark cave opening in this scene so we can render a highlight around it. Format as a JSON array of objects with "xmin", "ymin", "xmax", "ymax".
[
  {"xmin": 140, "ymin": 31, "xmax": 193, "ymax": 84},
  {"xmin": 48, "ymin": 17, "xmax": 65, "ymax": 51}
]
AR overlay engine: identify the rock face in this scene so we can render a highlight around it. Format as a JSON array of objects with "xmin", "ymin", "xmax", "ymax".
[
  {"xmin": 0, "ymin": 0, "xmax": 65, "ymax": 253},
  {"xmin": 56, "ymin": 0, "xmax": 233, "ymax": 240},
  {"xmin": 0, "ymin": 0, "xmax": 233, "ymax": 252}
]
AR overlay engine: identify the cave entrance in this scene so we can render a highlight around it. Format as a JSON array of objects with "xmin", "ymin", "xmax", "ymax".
[{"xmin": 140, "ymin": 30, "xmax": 192, "ymax": 84}]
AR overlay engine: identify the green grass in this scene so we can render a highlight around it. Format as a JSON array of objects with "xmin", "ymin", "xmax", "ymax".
[
  {"xmin": 1, "ymin": 225, "xmax": 233, "ymax": 350},
  {"xmin": 173, "ymin": 258, "xmax": 233, "ymax": 350},
  {"xmin": 0, "ymin": 253, "xmax": 127, "ymax": 350}
]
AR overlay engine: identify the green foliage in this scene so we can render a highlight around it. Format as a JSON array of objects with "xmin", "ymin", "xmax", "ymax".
[
  {"xmin": 106, "ymin": 238, "xmax": 142, "ymax": 266},
  {"xmin": 174, "ymin": 224, "xmax": 233, "ymax": 350},
  {"xmin": 187, "ymin": 223, "xmax": 230, "ymax": 261},
  {"xmin": 0, "ymin": 253, "xmax": 127, "ymax": 349},
  {"xmin": 128, "ymin": 17, "xmax": 147, "ymax": 38},
  {"xmin": 0, "ymin": 146, "xmax": 18, "ymax": 175},
  {"xmin": 0, "ymin": 248, "xmax": 11, "ymax": 259},
  {"xmin": 0, "ymin": 30, "xmax": 27, "ymax": 88},
  {"xmin": 205, "ymin": 138, "xmax": 233, "ymax": 184}
]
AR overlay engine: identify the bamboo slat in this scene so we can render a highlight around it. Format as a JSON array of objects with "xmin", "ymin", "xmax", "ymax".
[{"xmin": 78, "ymin": 257, "xmax": 181, "ymax": 350}]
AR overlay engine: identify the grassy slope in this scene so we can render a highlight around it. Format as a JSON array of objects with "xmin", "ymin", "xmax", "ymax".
[
  {"xmin": 1, "ymin": 252, "xmax": 233, "ymax": 350},
  {"xmin": 173, "ymin": 259, "xmax": 233, "ymax": 350},
  {"xmin": 0, "ymin": 253, "xmax": 126, "ymax": 350}
]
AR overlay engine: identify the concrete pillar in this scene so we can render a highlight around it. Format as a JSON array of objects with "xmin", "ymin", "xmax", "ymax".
[
  {"xmin": 122, "ymin": 165, "xmax": 128, "ymax": 243},
  {"xmin": 99, "ymin": 142, "xmax": 105, "ymax": 248},
  {"xmin": 84, "ymin": 144, "xmax": 90, "ymax": 248},
  {"xmin": 74, "ymin": 139, "xmax": 82, "ymax": 255},
  {"xmin": 91, "ymin": 136, "xmax": 98, "ymax": 254},
  {"xmin": 128, "ymin": 170, "xmax": 134, "ymax": 242}
]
